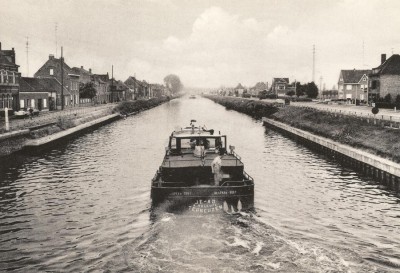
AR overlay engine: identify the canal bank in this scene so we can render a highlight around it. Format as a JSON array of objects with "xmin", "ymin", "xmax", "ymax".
[
  {"xmin": 205, "ymin": 95, "xmax": 400, "ymax": 193},
  {"xmin": 0, "ymin": 97, "xmax": 171, "ymax": 158},
  {"xmin": 263, "ymin": 118, "xmax": 400, "ymax": 193}
]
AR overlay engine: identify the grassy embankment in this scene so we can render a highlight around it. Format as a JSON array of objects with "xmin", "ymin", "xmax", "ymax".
[
  {"xmin": 0, "ymin": 97, "xmax": 170, "ymax": 157},
  {"xmin": 204, "ymin": 95, "xmax": 278, "ymax": 118},
  {"xmin": 205, "ymin": 95, "xmax": 400, "ymax": 163},
  {"xmin": 271, "ymin": 107, "xmax": 400, "ymax": 163}
]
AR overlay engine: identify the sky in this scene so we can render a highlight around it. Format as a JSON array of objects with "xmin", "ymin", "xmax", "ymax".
[{"xmin": 1, "ymin": 0, "xmax": 400, "ymax": 89}]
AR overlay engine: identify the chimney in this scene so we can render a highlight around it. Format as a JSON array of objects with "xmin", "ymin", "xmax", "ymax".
[
  {"xmin": 0, "ymin": 42, "xmax": 2, "ymax": 50},
  {"xmin": 81, "ymin": 66, "xmax": 83, "ymax": 69},
  {"xmin": 49, "ymin": 54, "xmax": 54, "ymax": 60},
  {"xmin": 381, "ymin": 54, "xmax": 387, "ymax": 64},
  {"xmin": 89, "ymin": 68, "xmax": 92, "ymax": 74}
]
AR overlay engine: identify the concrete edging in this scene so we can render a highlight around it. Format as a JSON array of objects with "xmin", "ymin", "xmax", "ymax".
[
  {"xmin": 263, "ymin": 117, "xmax": 400, "ymax": 190},
  {"xmin": 24, "ymin": 113, "xmax": 120, "ymax": 147},
  {"xmin": 0, "ymin": 129, "xmax": 30, "ymax": 141}
]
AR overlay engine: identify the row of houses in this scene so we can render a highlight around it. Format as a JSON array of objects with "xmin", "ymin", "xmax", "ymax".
[
  {"xmin": 217, "ymin": 53, "xmax": 400, "ymax": 103},
  {"xmin": 0, "ymin": 41, "xmax": 169, "ymax": 114}
]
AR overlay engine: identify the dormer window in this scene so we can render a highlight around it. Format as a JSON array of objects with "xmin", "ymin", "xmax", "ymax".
[{"xmin": 50, "ymin": 68, "xmax": 54, "ymax": 75}]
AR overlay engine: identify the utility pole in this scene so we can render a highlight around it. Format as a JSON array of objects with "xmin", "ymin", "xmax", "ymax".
[
  {"xmin": 55, "ymin": 23, "xmax": 58, "ymax": 57},
  {"xmin": 312, "ymin": 45, "xmax": 315, "ymax": 83},
  {"xmin": 319, "ymin": 76, "xmax": 323, "ymax": 97},
  {"xmin": 111, "ymin": 65, "xmax": 114, "ymax": 102},
  {"xmin": 26, "ymin": 37, "xmax": 29, "ymax": 77},
  {"xmin": 61, "ymin": 46, "xmax": 64, "ymax": 110}
]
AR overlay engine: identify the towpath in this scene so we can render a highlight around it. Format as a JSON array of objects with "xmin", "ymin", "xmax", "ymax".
[{"xmin": 0, "ymin": 103, "xmax": 116, "ymax": 134}]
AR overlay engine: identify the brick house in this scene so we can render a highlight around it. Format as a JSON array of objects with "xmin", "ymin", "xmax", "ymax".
[
  {"xmin": 337, "ymin": 69, "xmax": 370, "ymax": 102},
  {"xmin": 150, "ymin": 83, "xmax": 165, "ymax": 98},
  {"xmin": 19, "ymin": 77, "xmax": 50, "ymax": 111},
  {"xmin": 234, "ymin": 83, "xmax": 245, "ymax": 96},
  {"xmin": 92, "ymin": 73, "xmax": 110, "ymax": 103},
  {"xmin": 71, "ymin": 66, "xmax": 92, "ymax": 84},
  {"xmin": 271, "ymin": 78, "xmax": 295, "ymax": 97},
  {"xmin": 368, "ymin": 54, "xmax": 400, "ymax": 102},
  {"xmin": 249, "ymin": 82, "xmax": 268, "ymax": 96},
  {"xmin": 34, "ymin": 54, "xmax": 80, "ymax": 109},
  {"xmin": 0, "ymin": 42, "xmax": 20, "ymax": 115}
]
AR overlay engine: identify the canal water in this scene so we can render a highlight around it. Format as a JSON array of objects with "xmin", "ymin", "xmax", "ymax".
[{"xmin": 0, "ymin": 97, "xmax": 399, "ymax": 272}]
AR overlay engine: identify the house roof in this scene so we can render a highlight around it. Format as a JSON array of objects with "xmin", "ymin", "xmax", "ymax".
[
  {"xmin": 0, "ymin": 53, "xmax": 18, "ymax": 68},
  {"xmin": 71, "ymin": 66, "xmax": 91, "ymax": 76},
  {"xmin": 273, "ymin": 78, "xmax": 289, "ymax": 84},
  {"xmin": 93, "ymin": 74, "xmax": 109, "ymax": 82},
  {"xmin": 235, "ymin": 83, "xmax": 244, "ymax": 89},
  {"xmin": 371, "ymin": 54, "xmax": 400, "ymax": 75},
  {"xmin": 20, "ymin": 77, "xmax": 47, "ymax": 92},
  {"xmin": 340, "ymin": 69, "xmax": 371, "ymax": 83},
  {"xmin": 252, "ymin": 82, "xmax": 268, "ymax": 90},
  {"xmin": 34, "ymin": 56, "xmax": 72, "ymax": 77}
]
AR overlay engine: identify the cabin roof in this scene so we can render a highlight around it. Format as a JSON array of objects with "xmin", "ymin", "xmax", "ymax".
[{"xmin": 172, "ymin": 131, "xmax": 224, "ymax": 138}]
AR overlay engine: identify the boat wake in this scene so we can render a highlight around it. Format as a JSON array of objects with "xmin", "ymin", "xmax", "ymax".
[{"xmin": 103, "ymin": 210, "xmax": 381, "ymax": 273}]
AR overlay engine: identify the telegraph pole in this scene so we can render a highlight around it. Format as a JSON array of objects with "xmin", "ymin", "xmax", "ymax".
[
  {"xmin": 26, "ymin": 37, "xmax": 29, "ymax": 77},
  {"xmin": 312, "ymin": 45, "xmax": 315, "ymax": 82},
  {"xmin": 55, "ymin": 23, "xmax": 58, "ymax": 57},
  {"xmin": 61, "ymin": 46, "xmax": 64, "ymax": 110},
  {"xmin": 111, "ymin": 65, "xmax": 114, "ymax": 102}
]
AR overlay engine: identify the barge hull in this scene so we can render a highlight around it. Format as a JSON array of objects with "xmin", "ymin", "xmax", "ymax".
[{"xmin": 151, "ymin": 185, "xmax": 254, "ymax": 212}]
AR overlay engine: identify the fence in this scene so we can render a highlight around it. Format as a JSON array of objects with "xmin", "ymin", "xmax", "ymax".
[{"xmin": 292, "ymin": 104, "xmax": 400, "ymax": 128}]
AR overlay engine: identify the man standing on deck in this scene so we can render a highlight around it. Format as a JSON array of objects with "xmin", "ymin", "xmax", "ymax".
[{"xmin": 211, "ymin": 155, "xmax": 222, "ymax": 186}]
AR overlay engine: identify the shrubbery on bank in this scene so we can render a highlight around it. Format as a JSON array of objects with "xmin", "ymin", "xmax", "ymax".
[
  {"xmin": 204, "ymin": 95, "xmax": 278, "ymax": 118},
  {"xmin": 272, "ymin": 107, "xmax": 400, "ymax": 163},
  {"xmin": 113, "ymin": 97, "xmax": 171, "ymax": 115}
]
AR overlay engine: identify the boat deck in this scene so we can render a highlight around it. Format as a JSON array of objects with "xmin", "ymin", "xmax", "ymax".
[{"xmin": 162, "ymin": 152, "xmax": 243, "ymax": 168}]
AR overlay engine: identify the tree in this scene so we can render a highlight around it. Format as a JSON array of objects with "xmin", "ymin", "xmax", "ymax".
[
  {"xmin": 305, "ymin": 82, "xmax": 319, "ymax": 98},
  {"xmin": 295, "ymin": 82, "xmax": 305, "ymax": 97},
  {"xmin": 79, "ymin": 82, "xmax": 97, "ymax": 99},
  {"xmin": 384, "ymin": 93, "xmax": 392, "ymax": 103},
  {"xmin": 395, "ymin": 94, "xmax": 400, "ymax": 106},
  {"xmin": 286, "ymin": 90, "xmax": 295, "ymax": 97},
  {"xmin": 164, "ymin": 74, "xmax": 183, "ymax": 94}
]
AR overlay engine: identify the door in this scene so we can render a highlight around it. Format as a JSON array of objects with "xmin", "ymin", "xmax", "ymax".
[{"xmin": 38, "ymin": 99, "xmax": 43, "ymax": 111}]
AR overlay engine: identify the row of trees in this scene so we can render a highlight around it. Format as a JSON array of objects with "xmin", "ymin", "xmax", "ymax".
[{"xmin": 286, "ymin": 82, "xmax": 319, "ymax": 98}]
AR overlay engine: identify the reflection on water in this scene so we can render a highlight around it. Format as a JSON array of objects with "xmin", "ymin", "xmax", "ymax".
[{"xmin": 0, "ymin": 97, "xmax": 399, "ymax": 272}]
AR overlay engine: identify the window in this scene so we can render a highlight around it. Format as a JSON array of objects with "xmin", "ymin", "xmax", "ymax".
[
  {"xmin": 0, "ymin": 70, "xmax": 3, "ymax": 83},
  {"xmin": 43, "ymin": 99, "xmax": 47, "ymax": 108},
  {"xmin": 50, "ymin": 68, "xmax": 54, "ymax": 75},
  {"xmin": 346, "ymin": 85, "xmax": 352, "ymax": 90},
  {"xmin": 278, "ymin": 85, "xmax": 285, "ymax": 90},
  {"xmin": 20, "ymin": 99, "xmax": 25, "ymax": 108},
  {"xmin": 31, "ymin": 99, "xmax": 35, "ymax": 108},
  {"xmin": 371, "ymin": 80, "xmax": 377, "ymax": 89}
]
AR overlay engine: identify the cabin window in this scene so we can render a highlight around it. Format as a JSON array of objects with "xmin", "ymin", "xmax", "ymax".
[
  {"xmin": 181, "ymin": 138, "xmax": 192, "ymax": 149},
  {"xmin": 170, "ymin": 137, "xmax": 176, "ymax": 149}
]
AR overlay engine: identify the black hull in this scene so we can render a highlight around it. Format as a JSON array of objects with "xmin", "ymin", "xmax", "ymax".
[{"xmin": 151, "ymin": 185, "xmax": 254, "ymax": 213}]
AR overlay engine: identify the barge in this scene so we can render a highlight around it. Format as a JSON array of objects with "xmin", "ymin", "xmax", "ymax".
[{"xmin": 151, "ymin": 121, "xmax": 254, "ymax": 213}]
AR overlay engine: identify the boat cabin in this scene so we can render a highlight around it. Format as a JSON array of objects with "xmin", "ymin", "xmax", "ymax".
[{"xmin": 160, "ymin": 127, "xmax": 245, "ymax": 186}]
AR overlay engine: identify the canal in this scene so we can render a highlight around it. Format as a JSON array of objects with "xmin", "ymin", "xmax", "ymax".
[{"xmin": 0, "ymin": 97, "xmax": 399, "ymax": 272}]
